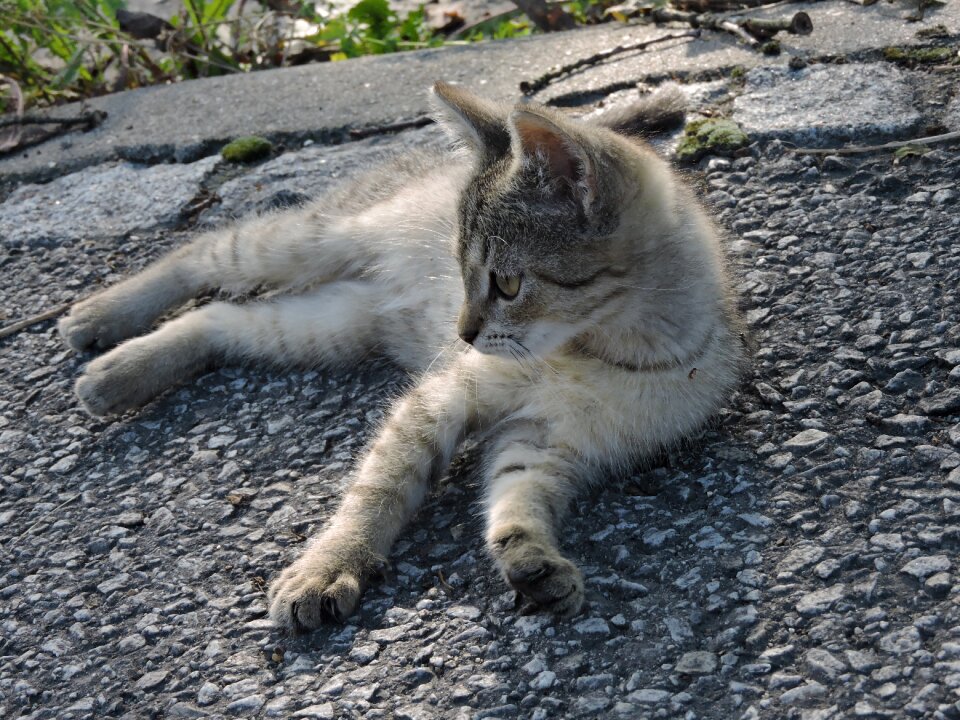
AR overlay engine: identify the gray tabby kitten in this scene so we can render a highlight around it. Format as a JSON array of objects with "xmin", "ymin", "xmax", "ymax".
[{"xmin": 58, "ymin": 83, "xmax": 746, "ymax": 630}]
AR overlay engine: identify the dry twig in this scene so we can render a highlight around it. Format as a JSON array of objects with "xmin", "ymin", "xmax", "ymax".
[
  {"xmin": 0, "ymin": 111, "xmax": 106, "ymax": 130},
  {"xmin": 4, "ymin": 493, "xmax": 81, "ymax": 554},
  {"xmin": 0, "ymin": 110, "xmax": 107, "ymax": 155},
  {"xmin": 649, "ymin": 7, "xmax": 812, "ymax": 47},
  {"xmin": 520, "ymin": 30, "xmax": 700, "ymax": 95},
  {"xmin": 0, "ymin": 303, "xmax": 72, "ymax": 340},
  {"xmin": 349, "ymin": 115, "xmax": 433, "ymax": 139},
  {"xmin": 741, "ymin": 14, "xmax": 814, "ymax": 40},
  {"xmin": 790, "ymin": 130, "xmax": 960, "ymax": 156}
]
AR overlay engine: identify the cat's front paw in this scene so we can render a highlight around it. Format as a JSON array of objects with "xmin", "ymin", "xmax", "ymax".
[
  {"xmin": 492, "ymin": 531, "xmax": 584, "ymax": 617},
  {"xmin": 59, "ymin": 296, "xmax": 139, "ymax": 353},
  {"xmin": 74, "ymin": 343, "xmax": 162, "ymax": 416},
  {"xmin": 268, "ymin": 544, "xmax": 382, "ymax": 632}
]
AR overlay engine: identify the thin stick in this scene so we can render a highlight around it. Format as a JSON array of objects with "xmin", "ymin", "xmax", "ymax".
[
  {"xmin": 790, "ymin": 130, "xmax": 960, "ymax": 156},
  {"xmin": 741, "ymin": 13, "xmax": 813, "ymax": 38},
  {"xmin": 0, "ymin": 303, "xmax": 72, "ymax": 340},
  {"xmin": 520, "ymin": 30, "xmax": 700, "ymax": 95},
  {"xmin": 717, "ymin": 18, "xmax": 759, "ymax": 46},
  {"xmin": 0, "ymin": 112, "xmax": 105, "ymax": 130},
  {"xmin": 649, "ymin": 7, "xmax": 812, "ymax": 46},
  {"xmin": 349, "ymin": 115, "xmax": 433, "ymax": 139},
  {"xmin": 6, "ymin": 493, "xmax": 81, "ymax": 549}
]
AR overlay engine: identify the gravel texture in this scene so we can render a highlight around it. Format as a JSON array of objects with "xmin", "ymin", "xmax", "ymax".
[
  {"xmin": 2, "ymin": 59, "xmax": 960, "ymax": 720},
  {"xmin": 946, "ymin": 95, "xmax": 960, "ymax": 132}
]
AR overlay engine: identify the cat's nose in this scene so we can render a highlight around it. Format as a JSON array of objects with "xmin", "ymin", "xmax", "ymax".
[{"xmin": 459, "ymin": 328, "xmax": 479, "ymax": 345}]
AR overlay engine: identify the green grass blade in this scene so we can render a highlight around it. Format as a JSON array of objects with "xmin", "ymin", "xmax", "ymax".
[
  {"xmin": 49, "ymin": 45, "xmax": 85, "ymax": 89},
  {"xmin": 203, "ymin": 0, "xmax": 235, "ymax": 23}
]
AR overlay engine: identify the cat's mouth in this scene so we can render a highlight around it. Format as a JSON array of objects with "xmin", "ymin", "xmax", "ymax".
[{"xmin": 473, "ymin": 333, "xmax": 535, "ymax": 364}]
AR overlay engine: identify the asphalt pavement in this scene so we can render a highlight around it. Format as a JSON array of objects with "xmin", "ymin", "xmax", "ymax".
[{"xmin": 2, "ymin": 3, "xmax": 960, "ymax": 719}]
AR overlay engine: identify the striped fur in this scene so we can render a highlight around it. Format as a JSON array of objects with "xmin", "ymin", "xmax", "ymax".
[{"xmin": 59, "ymin": 83, "xmax": 746, "ymax": 629}]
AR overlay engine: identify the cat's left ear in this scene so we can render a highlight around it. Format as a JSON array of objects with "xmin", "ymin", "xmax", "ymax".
[
  {"xmin": 431, "ymin": 82, "xmax": 511, "ymax": 156},
  {"xmin": 509, "ymin": 110, "xmax": 597, "ymax": 214}
]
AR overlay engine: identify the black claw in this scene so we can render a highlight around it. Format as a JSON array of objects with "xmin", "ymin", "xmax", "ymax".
[
  {"xmin": 547, "ymin": 586, "xmax": 577, "ymax": 609},
  {"xmin": 289, "ymin": 600, "xmax": 309, "ymax": 635},
  {"xmin": 507, "ymin": 562, "xmax": 551, "ymax": 589},
  {"xmin": 320, "ymin": 594, "xmax": 342, "ymax": 624},
  {"xmin": 371, "ymin": 559, "xmax": 391, "ymax": 580}
]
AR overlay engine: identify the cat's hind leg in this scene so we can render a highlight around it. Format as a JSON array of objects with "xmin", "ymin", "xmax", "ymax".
[
  {"xmin": 59, "ymin": 209, "xmax": 357, "ymax": 353},
  {"xmin": 483, "ymin": 423, "xmax": 587, "ymax": 617},
  {"xmin": 75, "ymin": 281, "xmax": 382, "ymax": 416}
]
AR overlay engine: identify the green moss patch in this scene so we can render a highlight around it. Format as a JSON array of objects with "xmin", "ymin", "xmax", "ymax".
[
  {"xmin": 676, "ymin": 118, "xmax": 750, "ymax": 164},
  {"xmin": 760, "ymin": 40, "xmax": 781, "ymax": 56},
  {"xmin": 883, "ymin": 45, "xmax": 954, "ymax": 65},
  {"xmin": 221, "ymin": 136, "xmax": 274, "ymax": 163}
]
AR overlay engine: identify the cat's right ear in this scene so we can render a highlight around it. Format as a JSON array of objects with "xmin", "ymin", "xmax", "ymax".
[{"xmin": 431, "ymin": 82, "xmax": 511, "ymax": 156}]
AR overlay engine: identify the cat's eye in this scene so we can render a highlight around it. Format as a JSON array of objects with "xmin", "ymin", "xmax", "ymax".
[{"xmin": 493, "ymin": 273, "xmax": 522, "ymax": 300}]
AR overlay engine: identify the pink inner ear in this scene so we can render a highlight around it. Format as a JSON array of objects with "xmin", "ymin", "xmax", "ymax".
[{"xmin": 514, "ymin": 116, "xmax": 581, "ymax": 184}]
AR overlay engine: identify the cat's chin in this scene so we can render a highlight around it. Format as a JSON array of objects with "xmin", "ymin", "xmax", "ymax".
[
  {"xmin": 470, "ymin": 339, "xmax": 563, "ymax": 365},
  {"xmin": 469, "ymin": 338, "xmax": 533, "ymax": 363},
  {"xmin": 469, "ymin": 342, "xmax": 513, "ymax": 359}
]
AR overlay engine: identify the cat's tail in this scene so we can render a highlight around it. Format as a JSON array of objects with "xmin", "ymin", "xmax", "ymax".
[{"xmin": 593, "ymin": 84, "xmax": 687, "ymax": 135}]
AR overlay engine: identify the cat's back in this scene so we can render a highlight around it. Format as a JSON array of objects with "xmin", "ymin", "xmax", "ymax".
[
  {"xmin": 312, "ymin": 146, "xmax": 465, "ymax": 222},
  {"xmin": 306, "ymin": 146, "xmax": 469, "ymax": 273}
]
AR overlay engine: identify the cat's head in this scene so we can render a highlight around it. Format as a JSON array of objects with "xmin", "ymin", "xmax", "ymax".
[{"xmin": 432, "ymin": 82, "xmax": 667, "ymax": 361}]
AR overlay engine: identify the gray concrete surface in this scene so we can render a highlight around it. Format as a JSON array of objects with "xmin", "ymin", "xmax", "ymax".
[
  {"xmin": 732, "ymin": 64, "xmax": 924, "ymax": 147},
  {"xmin": 1, "ymin": 1, "xmax": 957, "ymax": 187},
  {"xmin": 0, "ymin": 157, "xmax": 219, "ymax": 248},
  {"xmin": 2, "ymin": 4, "xmax": 960, "ymax": 720}
]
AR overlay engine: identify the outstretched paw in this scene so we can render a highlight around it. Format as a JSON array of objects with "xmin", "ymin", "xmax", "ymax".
[
  {"xmin": 59, "ymin": 295, "xmax": 149, "ymax": 353},
  {"xmin": 492, "ymin": 532, "xmax": 584, "ymax": 617},
  {"xmin": 268, "ymin": 545, "xmax": 382, "ymax": 633},
  {"xmin": 58, "ymin": 310, "xmax": 102, "ymax": 353},
  {"xmin": 74, "ymin": 342, "xmax": 167, "ymax": 416}
]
